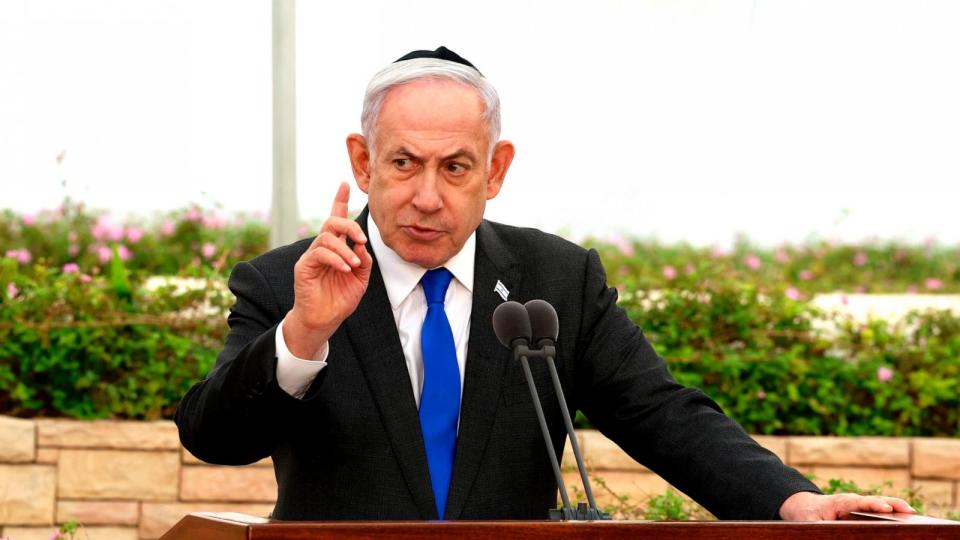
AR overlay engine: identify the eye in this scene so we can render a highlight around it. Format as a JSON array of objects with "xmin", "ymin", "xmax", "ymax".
[
  {"xmin": 394, "ymin": 158, "xmax": 415, "ymax": 171},
  {"xmin": 445, "ymin": 162, "xmax": 468, "ymax": 175}
]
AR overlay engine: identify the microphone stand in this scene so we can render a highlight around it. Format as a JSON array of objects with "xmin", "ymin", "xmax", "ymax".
[{"xmin": 514, "ymin": 343, "xmax": 610, "ymax": 521}]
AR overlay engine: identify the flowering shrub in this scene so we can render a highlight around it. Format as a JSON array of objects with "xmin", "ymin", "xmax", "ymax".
[
  {"xmin": 591, "ymin": 236, "xmax": 960, "ymax": 294},
  {"xmin": 0, "ymin": 257, "xmax": 231, "ymax": 419},
  {"xmin": 620, "ymin": 284, "xmax": 960, "ymax": 437}
]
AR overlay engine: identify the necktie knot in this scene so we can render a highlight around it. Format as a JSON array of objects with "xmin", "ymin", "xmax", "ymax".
[{"xmin": 421, "ymin": 268, "xmax": 453, "ymax": 305}]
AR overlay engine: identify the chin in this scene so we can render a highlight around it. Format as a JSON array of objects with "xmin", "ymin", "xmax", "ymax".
[{"xmin": 395, "ymin": 244, "xmax": 451, "ymax": 269}]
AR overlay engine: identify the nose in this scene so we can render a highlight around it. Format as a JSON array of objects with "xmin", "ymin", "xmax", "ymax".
[{"xmin": 411, "ymin": 169, "xmax": 443, "ymax": 213}]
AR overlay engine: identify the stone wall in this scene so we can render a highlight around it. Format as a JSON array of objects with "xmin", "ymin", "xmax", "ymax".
[{"xmin": 1, "ymin": 415, "xmax": 958, "ymax": 538}]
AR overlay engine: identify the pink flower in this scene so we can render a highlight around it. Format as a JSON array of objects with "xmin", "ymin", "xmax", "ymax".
[
  {"xmin": 662, "ymin": 265, "xmax": 677, "ymax": 280},
  {"xmin": 202, "ymin": 215, "xmax": 225, "ymax": 229},
  {"xmin": 840, "ymin": 294, "xmax": 849, "ymax": 306},
  {"xmin": 711, "ymin": 244, "xmax": 726, "ymax": 258},
  {"xmin": 117, "ymin": 244, "xmax": 132, "ymax": 261},
  {"xmin": 68, "ymin": 244, "xmax": 80, "ymax": 256},
  {"xmin": 126, "ymin": 226, "xmax": 144, "ymax": 243},
  {"xmin": 744, "ymin": 254, "xmax": 761, "ymax": 270},
  {"xmin": 907, "ymin": 285, "xmax": 918, "ymax": 294},
  {"xmin": 160, "ymin": 221, "xmax": 176, "ymax": 236},
  {"xmin": 14, "ymin": 249, "xmax": 32, "ymax": 264},
  {"xmin": 6, "ymin": 282, "xmax": 18, "ymax": 299},
  {"xmin": 610, "ymin": 235, "xmax": 634, "ymax": 257},
  {"xmin": 97, "ymin": 246, "xmax": 112, "ymax": 263},
  {"xmin": 774, "ymin": 249, "xmax": 790, "ymax": 264},
  {"xmin": 185, "ymin": 207, "xmax": 202, "ymax": 222},
  {"xmin": 853, "ymin": 252, "xmax": 868, "ymax": 267},
  {"xmin": 62, "ymin": 263, "xmax": 79, "ymax": 274},
  {"xmin": 91, "ymin": 215, "xmax": 113, "ymax": 240},
  {"xmin": 876, "ymin": 366, "xmax": 894, "ymax": 382},
  {"xmin": 756, "ymin": 390, "xmax": 767, "ymax": 400},
  {"xmin": 22, "ymin": 213, "xmax": 36, "ymax": 226},
  {"xmin": 785, "ymin": 287, "xmax": 802, "ymax": 300},
  {"xmin": 684, "ymin": 263, "xmax": 696, "ymax": 275},
  {"xmin": 854, "ymin": 285, "xmax": 866, "ymax": 293},
  {"xmin": 79, "ymin": 274, "xmax": 92, "ymax": 283},
  {"xmin": 799, "ymin": 269, "xmax": 813, "ymax": 281},
  {"xmin": 925, "ymin": 278, "xmax": 944, "ymax": 290},
  {"xmin": 201, "ymin": 242, "xmax": 217, "ymax": 259}
]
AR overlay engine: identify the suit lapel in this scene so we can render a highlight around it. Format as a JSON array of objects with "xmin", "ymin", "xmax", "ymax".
[
  {"xmin": 445, "ymin": 220, "xmax": 521, "ymax": 519},
  {"xmin": 344, "ymin": 208, "xmax": 437, "ymax": 519}
]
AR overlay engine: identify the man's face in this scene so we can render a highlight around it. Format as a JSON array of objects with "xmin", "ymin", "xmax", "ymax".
[{"xmin": 348, "ymin": 78, "xmax": 514, "ymax": 269}]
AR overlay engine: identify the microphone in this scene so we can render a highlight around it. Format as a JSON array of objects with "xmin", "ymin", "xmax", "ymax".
[
  {"xmin": 492, "ymin": 301, "xmax": 574, "ymax": 517},
  {"xmin": 525, "ymin": 300, "xmax": 607, "ymax": 520}
]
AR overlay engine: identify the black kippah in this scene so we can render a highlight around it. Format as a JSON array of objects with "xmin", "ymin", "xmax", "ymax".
[{"xmin": 393, "ymin": 46, "xmax": 482, "ymax": 75}]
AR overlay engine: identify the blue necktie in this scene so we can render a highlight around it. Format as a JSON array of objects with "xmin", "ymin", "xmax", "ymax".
[{"xmin": 418, "ymin": 267, "xmax": 460, "ymax": 519}]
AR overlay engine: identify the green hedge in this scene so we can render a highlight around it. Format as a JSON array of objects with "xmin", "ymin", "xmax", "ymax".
[
  {"xmin": 0, "ymin": 258, "xmax": 226, "ymax": 419},
  {"xmin": 621, "ymin": 284, "xmax": 960, "ymax": 437}
]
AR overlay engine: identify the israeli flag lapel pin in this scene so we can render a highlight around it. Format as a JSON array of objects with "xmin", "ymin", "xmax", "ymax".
[{"xmin": 494, "ymin": 280, "xmax": 510, "ymax": 301}]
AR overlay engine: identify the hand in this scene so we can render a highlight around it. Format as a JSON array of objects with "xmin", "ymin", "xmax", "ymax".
[
  {"xmin": 779, "ymin": 491, "xmax": 916, "ymax": 521},
  {"xmin": 283, "ymin": 182, "xmax": 373, "ymax": 358}
]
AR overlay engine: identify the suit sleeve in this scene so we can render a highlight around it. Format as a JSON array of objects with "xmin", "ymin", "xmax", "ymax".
[
  {"xmin": 574, "ymin": 249, "xmax": 820, "ymax": 519},
  {"xmin": 175, "ymin": 260, "xmax": 305, "ymax": 465}
]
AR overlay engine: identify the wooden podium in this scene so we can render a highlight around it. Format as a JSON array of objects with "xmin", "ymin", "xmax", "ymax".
[{"xmin": 161, "ymin": 511, "xmax": 960, "ymax": 539}]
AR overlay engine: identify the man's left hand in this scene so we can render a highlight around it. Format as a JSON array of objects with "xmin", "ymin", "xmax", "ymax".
[{"xmin": 779, "ymin": 491, "xmax": 916, "ymax": 520}]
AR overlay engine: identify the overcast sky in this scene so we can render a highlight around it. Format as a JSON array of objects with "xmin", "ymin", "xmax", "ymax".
[{"xmin": 2, "ymin": 0, "xmax": 958, "ymax": 246}]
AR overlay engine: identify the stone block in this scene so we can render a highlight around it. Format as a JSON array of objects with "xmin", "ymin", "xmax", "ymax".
[
  {"xmin": 913, "ymin": 439, "xmax": 960, "ymax": 480},
  {"xmin": 35, "ymin": 448, "xmax": 59, "ymax": 464},
  {"xmin": 181, "ymin": 446, "xmax": 273, "ymax": 467},
  {"xmin": 751, "ymin": 435, "xmax": 788, "ymax": 463},
  {"xmin": 0, "ymin": 415, "xmax": 35, "ymax": 463},
  {"xmin": 912, "ymin": 479, "xmax": 954, "ymax": 507},
  {"xmin": 179, "ymin": 465, "xmax": 277, "ymax": 502},
  {"xmin": 56, "ymin": 500, "xmax": 140, "ymax": 525},
  {"xmin": 2, "ymin": 526, "xmax": 137, "ymax": 540},
  {"xmin": 809, "ymin": 466, "xmax": 910, "ymax": 495},
  {"xmin": 581, "ymin": 430, "xmax": 648, "ymax": 471},
  {"xmin": 139, "ymin": 502, "xmax": 273, "ymax": 539},
  {"xmin": 789, "ymin": 436, "xmax": 908, "ymax": 466},
  {"xmin": 36, "ymin": 419, "xmax": 179, "ymax": 450},
  {"xmin": 58, "ymin": 449, "xmax": 179, "ymax": 500},
  {"xmin": 0, "ymin": 465, "xmax": 55, "ymax": 525}
]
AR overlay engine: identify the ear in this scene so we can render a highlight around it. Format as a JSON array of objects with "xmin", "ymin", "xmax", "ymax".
[
  {"xmin": 346, "ymin": 134, "xmax": 372, "ymax": 194},
  {"xmin": 485, "ymin": 140, "xmax": 515, "ymax": 200}
]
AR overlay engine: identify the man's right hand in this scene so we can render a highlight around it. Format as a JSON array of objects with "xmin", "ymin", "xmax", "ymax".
[{"xmin": 282, "ymin": 182, "xmax": 373, "ymax": 359}]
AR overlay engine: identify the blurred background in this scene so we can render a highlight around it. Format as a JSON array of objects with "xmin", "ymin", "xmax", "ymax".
[{"xmin": 3, "ymin": 0, "xmax": 959, "ymax": 245}]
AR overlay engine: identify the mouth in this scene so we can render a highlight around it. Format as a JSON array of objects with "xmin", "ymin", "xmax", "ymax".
[{"xmin": 401, "ymin": 225, "xmax": 445, "ymax": 241}]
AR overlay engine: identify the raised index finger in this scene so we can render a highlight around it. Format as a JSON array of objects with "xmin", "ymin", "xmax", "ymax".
[{"xmin": 331, "ymin": 181, "xmax": 350, "ymax": 219}]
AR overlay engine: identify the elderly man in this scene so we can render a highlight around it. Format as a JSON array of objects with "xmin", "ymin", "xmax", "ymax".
[{"xmin": 175, "ymin": 47, "xmax": 913, "ymax": 521}]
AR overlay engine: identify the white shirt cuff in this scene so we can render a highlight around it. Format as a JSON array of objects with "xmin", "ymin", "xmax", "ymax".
[{"xmin": 275, "ymin": 318, "xmax": 328, "ymax": 399}]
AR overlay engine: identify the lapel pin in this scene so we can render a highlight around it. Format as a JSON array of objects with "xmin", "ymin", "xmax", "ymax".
[{"xmin": 494, "ymin": 280, "xmax": 510, "ymax": 301}]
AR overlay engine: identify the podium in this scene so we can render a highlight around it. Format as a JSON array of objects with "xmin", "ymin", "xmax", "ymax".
[{"xmin": 161, "ymin": 512, "xmax": 960, "ymax": 539}]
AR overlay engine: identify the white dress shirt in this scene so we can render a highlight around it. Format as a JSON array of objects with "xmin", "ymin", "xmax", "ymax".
[{"xmin": 275, "ymin": 215, "xmax": 475, "ymax": 403}]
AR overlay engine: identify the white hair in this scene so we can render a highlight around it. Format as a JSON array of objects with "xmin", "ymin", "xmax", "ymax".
[{"xmin": 360, "ymin": 58, "xmax": 501, "ymax": 161}]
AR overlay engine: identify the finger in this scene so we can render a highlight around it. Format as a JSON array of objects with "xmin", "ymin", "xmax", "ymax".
[
  {"xmin": 331, "ymin": 181, "xmax": 350, "ymax": 219},
  {"xmin": 321, "ymin": 216, "xmax": 367, "ymax": 244},
  {"xmin": 354, "ymin": 242, "xmax": 373, "ymax": 269},
  {"xmin": 302, "ymin": 246, "xmax": 353, "ymax": 273},
  {"xmin": 840, "ymin": 495, "xmax": 895, "ymax": 515},
  {"xmin": 882, "ymin": 497, "xmax": 916, "ymax": 513},
  {"xmin": 319, "ymin": 233, "xmax": 362, "ymax": 268}
]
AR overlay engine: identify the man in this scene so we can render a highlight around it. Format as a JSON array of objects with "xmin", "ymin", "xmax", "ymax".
[{"xmin": 175, "ymin": 47, "xmax": 913, "ymax": 521}]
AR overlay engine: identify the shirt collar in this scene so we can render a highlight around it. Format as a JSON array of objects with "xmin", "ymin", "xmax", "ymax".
[{"xmin": 367, "ymin": 213, "xmax": 476, "ymax": 309}]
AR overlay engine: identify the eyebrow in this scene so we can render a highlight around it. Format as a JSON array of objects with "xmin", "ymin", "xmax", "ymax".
[{"xmin": 392, "ymin": 147, "xmax": 478, "ymax": 165}]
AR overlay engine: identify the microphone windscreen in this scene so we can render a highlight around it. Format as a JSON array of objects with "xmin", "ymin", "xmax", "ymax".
[
  {"xmin": 492, "ymin": 301, "xmax": 532, "ymax": 349},
  {"xmin": 525, "ymin": 299, "xmax": 559, "ymax": 342}
]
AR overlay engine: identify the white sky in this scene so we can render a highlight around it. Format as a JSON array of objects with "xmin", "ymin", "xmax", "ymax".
[{"xmin": 2, "ymin": 0, "xmax": 958, "ymax": 246}]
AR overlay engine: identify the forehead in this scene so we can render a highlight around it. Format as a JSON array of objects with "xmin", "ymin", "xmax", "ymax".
[{"xmin": 376, "ymin": 78, "xmax": 487, "ymax": 145}]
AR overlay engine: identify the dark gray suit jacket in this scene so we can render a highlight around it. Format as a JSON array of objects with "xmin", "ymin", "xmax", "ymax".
[{"xmin": 174, "ymin": 209, "xmax": 817, "ymax": 520}]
